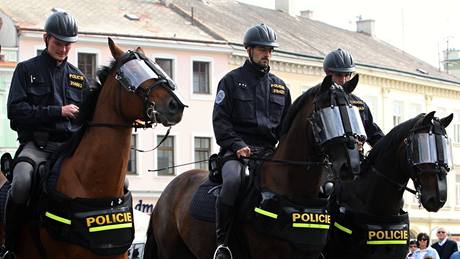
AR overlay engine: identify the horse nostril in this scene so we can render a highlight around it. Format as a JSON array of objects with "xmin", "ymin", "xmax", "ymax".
[{"xmin": 168, "ymin": 99, "xmax": 178, "ymax": 111}]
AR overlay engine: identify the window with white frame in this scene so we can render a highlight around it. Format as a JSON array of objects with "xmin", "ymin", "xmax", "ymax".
[
  {"xmin": 78, "ymin": 52, "xmax": 97, "ymax": 84},
  {"xmin": 157, "ymin": 135, "xmax": 175, "ymax": 176},
  {"xmin": 193, "ymin": 61, "xmax": 210, "ymax": 94},
  {"xmin": 155, "ymin": 58, "xmax": 174, "ymax": 80},
  {"xmin": 454, "ymin": 111, "xmax": 460, "ymax": 144},
  {"xmin": 392, "ymin": 101, "xmax": 404, "ymax": 127},
  {"xmin": 0, "ymin": 70, "xmax": 16, "ymax": 147},
  {"xmin": 456, "ymin": 174, "xmax": 460, "ymax": 206},
  {"xmin": 194, "ymin": 137, "xmax": 211, "ymax": 170},
  {"xmin": 127, "ymin": 134, "xmax": 137, "ymax": 174}
]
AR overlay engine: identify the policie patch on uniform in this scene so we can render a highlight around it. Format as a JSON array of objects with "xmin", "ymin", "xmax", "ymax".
[
  {"xmin": 69, "ymin": 73, "xmax": 85, "ymax": 89},
  {"xmin": 215, "ymin": 90, "xmax": 225, "ymax": 104},
  {"xmin": 271, "ymin": 84, "xmax": 285, "ymax": 95}
]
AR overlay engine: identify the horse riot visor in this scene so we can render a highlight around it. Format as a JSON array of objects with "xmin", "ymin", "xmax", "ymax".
[
  {"xmin": 312, "ymin": 105, "xmax": 367, "ymax": 145},
  {"xmin": 115, "ymin": 52, "xmax": 186, "ymax": 107},
  {"xmin": 408, "ymin": 133, "xmax": 453, "ymax": 170}
]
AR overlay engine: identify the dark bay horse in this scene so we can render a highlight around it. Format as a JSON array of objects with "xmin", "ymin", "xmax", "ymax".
[
  {"xmin": 324, "ymin": 111, "xmax": 453, "ymax": 259},
  {"xmin": 144, "ymin": 75, "xmax": 366, "ymax": 259},
  {"xmin": 0, "ymin": 38, "xmax": 185, "ymax": 258}
]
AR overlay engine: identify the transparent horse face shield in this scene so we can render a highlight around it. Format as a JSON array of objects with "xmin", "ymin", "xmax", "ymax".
[
  {"xmin": 314, "ymin": 106, "xmax": 367, "ymax": 144},
  {"xmin": 409, "ymin": 133, "xmax": 453, "ymax": 169},
  {"xmin": 116, "ymin": 58, "xmax": 186, "ymax": 106}
]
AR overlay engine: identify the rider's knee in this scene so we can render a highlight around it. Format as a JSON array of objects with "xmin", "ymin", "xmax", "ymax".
[
  {"xmin": 10, "ymin": 162, "xmax": 33, "ymax": 204},
  {"xmin": 221, "ymin": 162, "xmax": 242, "ymax": 188}
]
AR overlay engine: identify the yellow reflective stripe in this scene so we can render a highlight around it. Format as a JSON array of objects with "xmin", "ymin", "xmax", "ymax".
[
  {"xmin": 367, "ymin": 240, "xmax": 408, "ymax": 245},
  {"xmin": 334, "ymin": 222, "xmax": 352, "ymax": 235},
  {"xmin": 45, "ymin": 212, "xmax": 71, "ymax": 225},
  {"xmin": 292, "ymin": 223, "xmax": 330, "ymax": 229},
  {"xmin": 89, "ymin": 223, "xmax": 133, "ymax": 233},
  {"xmin": 254, "ymin": 207, "xmax": 278, "ymax": 219}
]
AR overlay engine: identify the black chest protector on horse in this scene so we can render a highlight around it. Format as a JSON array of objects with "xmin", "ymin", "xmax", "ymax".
[
  {"xmin": 41, "ymin": 189, "xmax": 134, "ymax": 256},
  {"xmin": 328, "ymin": 206, "xmax": 410, "ymax": 259},
  {"xmin": 253, "ymin": 189, "xmax": 330, "ymax": 250}
]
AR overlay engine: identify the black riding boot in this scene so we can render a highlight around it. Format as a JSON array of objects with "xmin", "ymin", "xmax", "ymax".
[
  {"xmin": 213, "ymin": 199, "xmax": 234, "ymax": 259},
  {"xmin": 2, "ymin": 192, "xmax": 25, "ymax": 259}
]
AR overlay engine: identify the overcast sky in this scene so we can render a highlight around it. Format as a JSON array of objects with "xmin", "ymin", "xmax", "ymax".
[{"xmin": 239, "ymin": 0, "xmax": 460, "ymax": 69}]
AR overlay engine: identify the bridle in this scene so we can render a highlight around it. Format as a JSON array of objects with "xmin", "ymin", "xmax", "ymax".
[
  {"xmin": 88, "ymin": 50, "xmax": 186, "ymax": 129},
  {"xmin": 310, "ymin": 84, "xmax": 365, "ymax": 180},
  {"xmin": 369, "ymin": 118, "xmax": 451, "ymax": 205}
]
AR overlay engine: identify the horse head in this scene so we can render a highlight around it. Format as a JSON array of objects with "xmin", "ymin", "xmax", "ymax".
[
  {"xmin": 102, "ymin": 38, "xmax": 186, "ymax": 127},
  {"xmin": 405, "ymin": 111, "xmax": 453, "ymax": 212},
  {"xmin": 311, "ymin": 74, "xmax": 364, "ymax": 184},
  {"xmin": 268, "ymin": 74, "xmax": 362, "ymax": 198}
]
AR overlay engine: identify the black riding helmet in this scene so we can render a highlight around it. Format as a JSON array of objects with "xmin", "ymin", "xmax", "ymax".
[
  {"xmin": 243, "ymin": 23, "xmax": 278, "ymax": 48},
  {"xmin": 44, "ymin": 11, "xmax": 78, "ymax": 43},
  {"xmin": 323, "ymin": 48, "xmax": 355, "ymax": 73}
]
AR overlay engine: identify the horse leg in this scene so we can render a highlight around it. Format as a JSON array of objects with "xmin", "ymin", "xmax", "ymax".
[
  {"xmin": 144, "ymin": 219, "xmax": 159, "ymax": 259},
  {"xmin": 152, "ymin": 199, "xmax": 196, "ymax": 259}
]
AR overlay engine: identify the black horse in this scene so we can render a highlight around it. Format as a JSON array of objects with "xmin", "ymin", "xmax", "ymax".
[{"xmin": 324, "ymin": 111, "xmax": 453, "ymax": 259}]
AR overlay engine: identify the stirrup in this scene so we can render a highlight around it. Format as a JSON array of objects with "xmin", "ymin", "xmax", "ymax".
[
  {"xmin": 213, "ymin": 244, "xmax": 233, "ymax": 259},
  {"xmin": 1, "ymin": 250, "xmax": 16, "ymax": 259}
]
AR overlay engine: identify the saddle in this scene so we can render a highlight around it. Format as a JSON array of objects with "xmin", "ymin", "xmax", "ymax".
[{"xmin": 189, "ymin": 154, "xmax": 255, "ymax": 222}]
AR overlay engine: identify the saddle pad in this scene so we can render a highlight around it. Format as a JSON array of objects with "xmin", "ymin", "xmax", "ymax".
[
  {"xmin": 0, "ymin": 181, "xmax": 11, "ymax": 224},
  {"xmin": 189, "ymin": 179, "xmax": 220, "ymax": 222}
]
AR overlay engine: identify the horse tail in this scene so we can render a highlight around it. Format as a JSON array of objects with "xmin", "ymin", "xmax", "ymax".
[{"xmin": 144, "ymin": 217, "xmax": 159, "ymax": 259}]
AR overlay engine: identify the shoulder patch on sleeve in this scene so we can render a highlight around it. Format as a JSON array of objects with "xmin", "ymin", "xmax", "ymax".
[{"xmin": 215, "ymin": 90, "xmax": 225, "ymax": 104}]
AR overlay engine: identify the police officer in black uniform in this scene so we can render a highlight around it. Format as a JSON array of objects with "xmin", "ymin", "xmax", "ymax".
[
  {"xmin": 3, "ymin": 11, "xmax": 87, "ymax": 258},
  {"xmin": 321, "ymin": 48, "xmax": 384, "ymax": 147},
  {"xmin": 212, "ymin": 23, "xmax": 291, "ymax": 259}
]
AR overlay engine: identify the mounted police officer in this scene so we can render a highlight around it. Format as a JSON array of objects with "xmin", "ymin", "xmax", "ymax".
[
  {"xmin": 321, "ymin": 48, "xmax": 384, "ymax": 148},
  {"xmin": 3, "ymin": 11, "xmax": 87, "ymax": 258},
  {"xmin": 212, "ymin": 23, "xmax": 291, "ymax": 259}
]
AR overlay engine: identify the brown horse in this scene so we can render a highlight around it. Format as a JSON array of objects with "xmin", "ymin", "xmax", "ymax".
[
  {"xmin": 324, "ymin": 111, "xmax": 453, "ymax": 259},
  {"xmin": 144, "ymin": 75, "xmax": 366, "ymax": 259},
  {"xmin": 0, "ymin": 38, "xmax": 185, "ymax": 258}
]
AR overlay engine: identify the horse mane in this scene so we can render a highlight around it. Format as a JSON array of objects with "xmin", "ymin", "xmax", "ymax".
[
  {"xmin": 366, "ymin": 113, "xmax": 425, "ymax": 164},
  {"xmin": 280, "ymin": 85, "xmax": 320, "ymax": 136},
  {"xmin": 63, "ymin": 61, "xmax": 118, "ymax": 158},
  {"xmin": 74, "ymin": 60, "xmax": 117, "ymax": 126}
]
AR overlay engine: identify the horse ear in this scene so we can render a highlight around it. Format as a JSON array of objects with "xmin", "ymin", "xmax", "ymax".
[
  {"xmin": 422, "ymin": 111, "xmax": 436, "ymax": 125},
  {"xmin": 320, "ymin": 75, "xmax": 333, "ymax": 92},
  {"xmin": 440, "ymin": 113, "xmax": 454, "ymax": 128},
  {"xmin": 343, "ymin": 74, "xmax": 359, "ymax": 94},
  {"xmin": 108, "ymin": 37, "xmax": 124, "ymax": 60},
  {"xmin": 136, "ymin": 47, "xmax": 145, "ymax": 55}
]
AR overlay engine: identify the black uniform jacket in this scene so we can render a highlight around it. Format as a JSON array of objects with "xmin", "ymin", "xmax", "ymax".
[
  {"xmin": 7, "ymin": 50, "xmax": 88, "ymax": 143},
  {"xmin": 213, "ymin": 60, "xmax": 291, "ymax": 153},
  {"xmin": 348, "ymin": 94, "xmax": 384, "ymax": 146}
]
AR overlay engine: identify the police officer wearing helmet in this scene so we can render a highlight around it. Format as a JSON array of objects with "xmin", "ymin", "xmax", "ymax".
[
  {"xmin": 4, "ymin": 11, "xmax": 87, "ymax": 257},
  {"xmin": 321, "ymin": 48, "xmax": 384, "ymax": 147},
  {"xmin": 212, "ymin": 23, "xmax": 291, "ymax": 259}
]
